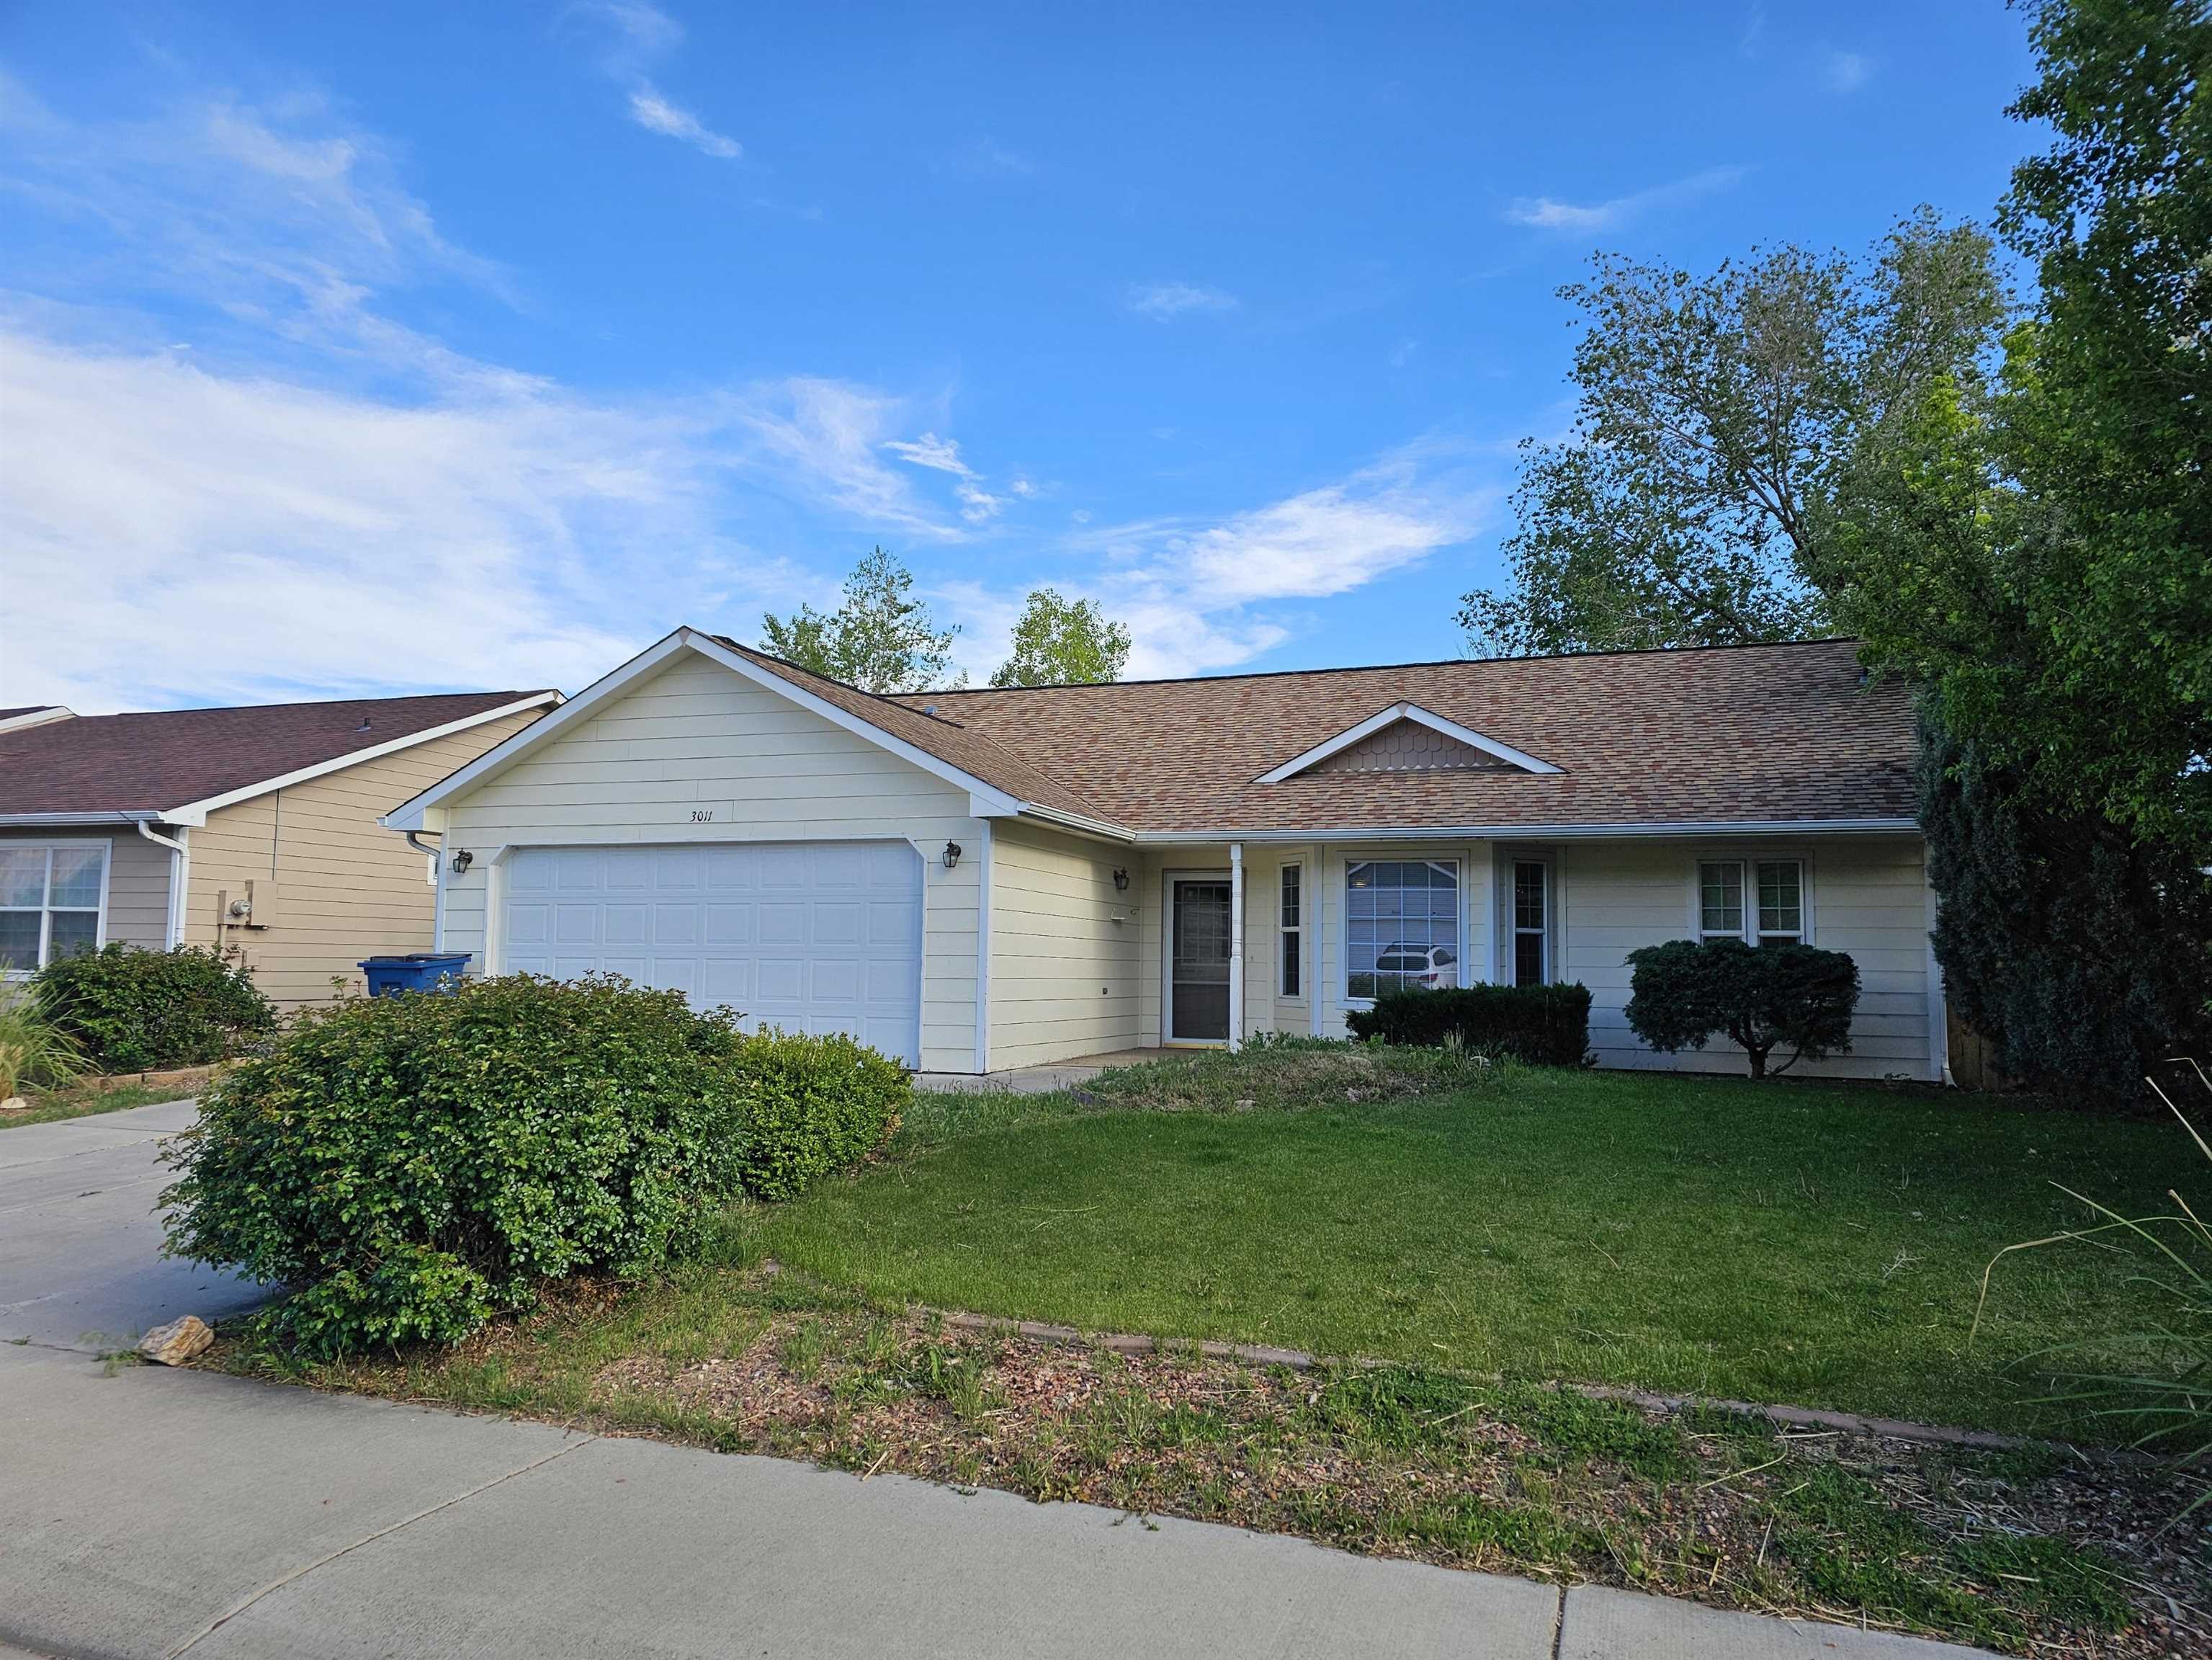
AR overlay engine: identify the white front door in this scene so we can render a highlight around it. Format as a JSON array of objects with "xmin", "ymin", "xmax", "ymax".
[{"xmin": 501, "ymin": 842, "xmax": 923, "ymax": 1066}]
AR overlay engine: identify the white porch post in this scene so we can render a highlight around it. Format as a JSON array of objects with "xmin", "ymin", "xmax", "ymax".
[
  {"xmin": 1227, "ymin": 842, "xmax": 1245, "ymax": 1052},
  {"xmin": 1309, "ymin": 842, "xmax": 1325, "ymax": 1037}
]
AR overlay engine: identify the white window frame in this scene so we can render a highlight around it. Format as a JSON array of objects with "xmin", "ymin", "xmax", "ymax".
[
  {"xmin": 1340, "ymin": 854, "xmax": 1463, "ymax": 1006},
  {"xmin": 0, "ymin": 839, "xmax": 111, "ymax": 978},
  {"xmin": 1508, "ymin": 857, "xmax": 1551, "ymax": 986},
  {"xmin": 1690, "ymin": 854, "xmax": 1813, "ymax": 947},
  {"xmin": 1279, "ymin": 862, "xmax": 1304, "ymax": 1001}
]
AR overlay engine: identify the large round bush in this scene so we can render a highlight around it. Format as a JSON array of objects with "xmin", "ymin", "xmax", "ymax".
[
  {"xmin": 34, "ymin": 944, "xmax": 275, "ymax": 1071},
  {"xmin": 161, "ymin": 975, "xmax": 904, "ymax": 1357}
]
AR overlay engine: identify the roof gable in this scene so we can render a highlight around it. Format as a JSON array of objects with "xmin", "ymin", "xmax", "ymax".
[{"xmin": 1255, "ymin": 702, "xmax": 1561, "ymax": 784}]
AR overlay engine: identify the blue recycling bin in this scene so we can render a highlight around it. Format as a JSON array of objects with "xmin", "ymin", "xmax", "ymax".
[{"xmin": 359, "ymin": 952, "xmax": 472, "ymax": 998}]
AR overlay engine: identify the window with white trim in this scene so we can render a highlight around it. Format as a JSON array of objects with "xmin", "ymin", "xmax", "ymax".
[
  {"xmin": 0, "ymin": 844, "xmax": 107, "ymax": 973},
  {"xmin": 1345, "ymin": 859, "xmax": 1459, "ymax": 999},
  {"xmin": 1279, "ymin": 863, "xmax": 1302, "ymax": 999},
  {"xmin": 1697, "ymin": 859, "xmax": 1805, "ymax": 945},
  {"xmin": 1511, "ymin": 860, "xmax": 1549, "ymax": 985}
]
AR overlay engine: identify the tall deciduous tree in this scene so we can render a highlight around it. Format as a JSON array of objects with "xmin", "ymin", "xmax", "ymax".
[
  {"xmin": 990, "ymin": 589, "xmax": 1132, "ymax": 687},
  {"xmin": 1459, "ymin": 212, "xmax": 2007, "ymax": 657},
  {"xmin": 759, "ymin": 547, "xmax": 962, "ymax": 693}
]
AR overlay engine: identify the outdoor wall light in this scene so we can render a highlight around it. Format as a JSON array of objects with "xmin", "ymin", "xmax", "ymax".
[
  {"xmin": 1112, "ymin": 867, "xmax": 1130, "ymax": 891},
  {"xmin": 450, "ymin": 849, "xmax": 475, "ymax": 875},
  {"xmin": 942, "ymin": 841, "xmax": 962, "ymax": 870}
]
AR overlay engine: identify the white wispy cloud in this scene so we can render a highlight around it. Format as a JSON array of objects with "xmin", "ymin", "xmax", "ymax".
[
  {"xmin": 1505, "ymin": 165, "xmax": 1747, "ymax": 234},
  {"xmin": 932, "ymin": 136, "xmax": 1035, "ymax": 179},
  {"xmin": 570, "ymin": 1, "xmax": 743, "ymax": 161},
  {"xmin": 881, "ymin": 432, "xmax": 1009, "ymax": 523},
  {"xmin": 1819, "ymin": 48, "xmax": 1873, "ymax": 93},
  {"xmin": 627, "ymin": 82, "xmax": 742, "ymax": 159},
  {"xmin": 1127, "ymin": 280, "xmax": 1238, "ymax": 321}
]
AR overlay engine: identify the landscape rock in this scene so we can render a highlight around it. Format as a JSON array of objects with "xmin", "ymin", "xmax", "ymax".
[{"xmin": 138, "ymin": 1316, "xmax": 213, "ymax": 1366}]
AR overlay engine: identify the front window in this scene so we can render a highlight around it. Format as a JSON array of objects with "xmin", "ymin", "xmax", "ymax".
[
  {"xmin": 1512, "ymin": 860, "xmax": 1549, "ymax": 985},
  {"xmin": 1345, "ymin": 859, "xmax": 1459, "ymax": 999},
  {"xmin": 1698, "ymin": 858, "xmax": 1805, "ymax": 945},
  {"xmin": 1279, "ymin": 863, "xmax": 1302, "ymax": 998},
  {"xmin": 0, "ymin": 844, "xmax": 106, "ymax": 973}
]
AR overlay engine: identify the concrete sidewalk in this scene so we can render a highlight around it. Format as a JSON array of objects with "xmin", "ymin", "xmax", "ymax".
[{"xmin": 0, "ymin": 1343, "xmax": 1989, "ymax": 1660}]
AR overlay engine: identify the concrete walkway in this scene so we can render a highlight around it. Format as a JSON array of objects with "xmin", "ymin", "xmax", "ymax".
[
  {"xmin": 0, "ymin": 1099, "xmax": 1993, "ymax": 1659},
  {"xmin": 913, "ymin": 1048, "xmax": 1166, "ymax": 1094}
]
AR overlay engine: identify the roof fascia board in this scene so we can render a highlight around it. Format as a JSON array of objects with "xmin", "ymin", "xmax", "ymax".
[
  {"xmin": 680, "ymin": 631, "xmax": 1026, "ymax": 816},
  {"xmin": 1255, "ymin": 701, "xmax": 1562, "ymax": 783},
  {"xmin": 1132, "ymin": 818, "xmax": 1920, "ymax": 845},
  {"xmin": 0, "ymin": 707, "xmax": 73, "ymax": 735},
  {"xmin": 385, "ymin": 635, "xmax": 694, "ymax": 831},
  {"xmin": 168, "ymin": 692, "xmax": 564, "ymax": 825},
  {"xmin": 0, "ymin": 810, "xmax": 170, "ymax": 829},
  {"xmin": 1015, "ymin": 805, "xmax": 1139, "ymax": 844}
]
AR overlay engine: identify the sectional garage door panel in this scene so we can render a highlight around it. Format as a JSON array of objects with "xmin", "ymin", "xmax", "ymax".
[{"xmin": 501, "ymin": 842, "xmax": 923, "ymax": 1066}]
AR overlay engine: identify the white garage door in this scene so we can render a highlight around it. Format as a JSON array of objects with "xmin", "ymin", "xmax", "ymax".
[{"xmin": 501, "ymin": 842, "xmax": 923, "ymax": 1066}]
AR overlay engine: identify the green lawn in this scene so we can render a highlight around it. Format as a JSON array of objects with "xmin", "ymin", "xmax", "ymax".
[{"xmin": 740, "ymin": 1058, "xmax": 2203, "ymax": 1438}]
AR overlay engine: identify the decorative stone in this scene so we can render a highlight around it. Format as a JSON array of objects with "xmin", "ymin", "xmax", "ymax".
[
  {"xmin": 0, "ymin": 1096, "xmax": 28, "ymax": 1113},
  {"xmin": 138, "ymin": 1316, "xmax": 214, "ymax": 1366}
]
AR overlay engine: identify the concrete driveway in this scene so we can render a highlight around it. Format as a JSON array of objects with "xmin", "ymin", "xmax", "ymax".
[
  {"xmin": 0, "ymin": 1098, "xmax": 263, "ymax": 1349},
  {"xmin": 0, "ymin": 1100, "xmax": 1992, "ymax": 1660}
]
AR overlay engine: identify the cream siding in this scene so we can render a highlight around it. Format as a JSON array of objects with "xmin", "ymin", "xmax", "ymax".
[
  {"xmin": 985, "ymin": 820, "xmax": 1143, "ymax": 1068},
  {"xmin": 183, "ymin": 710, "xmax": 545, "ymax": 1009},
  {"xmin": 0, "ymin": 828, "xmax": 173, "ymax": 955},
  {"xmin": 1561, "ymin": 834, "xmax": 1934, "ymax": 1081},
  {"xmin": 434, "ymin": 653, "xmax": 986, "ymax": 1073}
]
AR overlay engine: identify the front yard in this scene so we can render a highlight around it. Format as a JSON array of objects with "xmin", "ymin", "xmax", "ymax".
[{"xmin": 230, "ymin": 1047, "xmax": 2212, "ymax": 1654}]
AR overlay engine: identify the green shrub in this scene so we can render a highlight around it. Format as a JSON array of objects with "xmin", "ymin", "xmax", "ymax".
[
  {"xmin": 1624, "ymin": 937, "xmax": 1859, "ymax": 1079},
  {"xmin": 160, "ymin": 974, "xmax": 906, "ymax": 1357},
  {"xmin": 1343, "ymin": 983, "xmax": 1593, "ymax": 1066},
  {"xmin": 32, "ymin": 944, "xmax": 275, "ymax": 1072},
  {"xmin": 731, "ymin": 1027, "xmax": 907, "ymax": 1200}
]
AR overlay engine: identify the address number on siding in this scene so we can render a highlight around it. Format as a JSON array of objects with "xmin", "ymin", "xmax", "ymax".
[{"xmin": 683, "ymin": 801, "xmax": 736, "ymax": 825}]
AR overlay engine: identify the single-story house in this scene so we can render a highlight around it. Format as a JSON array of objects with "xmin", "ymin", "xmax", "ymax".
[
  {"xmin": 0, "ymin": 690, "xmax": 559, "ymax": 1006},
  {"xmin": 385, "ymin": 628, "xmax": 1944, "ymax": 1082}
]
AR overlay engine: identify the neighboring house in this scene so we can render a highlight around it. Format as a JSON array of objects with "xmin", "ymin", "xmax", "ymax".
[
  {"xmin": 386, "ymin": 628, "xmax": 1940, "ymax": 1081},
  {"xmin": 0, "ymin": 691, "xmax": 560, "ymax": 1007}
]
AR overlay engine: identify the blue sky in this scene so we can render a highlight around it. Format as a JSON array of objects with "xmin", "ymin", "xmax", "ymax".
[{"xmin": 1, "ymin": 2, "xmax": 2036, "ymax": 710}]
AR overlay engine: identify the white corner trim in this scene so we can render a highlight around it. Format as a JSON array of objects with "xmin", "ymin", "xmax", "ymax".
[
  {"xmin": 172, "ymin": 692, "xmax": 563, "ymax": 826},
  {"xmin": 973, "ymin": 821, "xmax": 993, "ymax": 1074},
  {"xmin": 1255, "ymin": 701, "xmax": 1562, "ymax": 784},
  {"xmin": 383, "ymin": 628, "xmax": 1028, "ymax": 834}
]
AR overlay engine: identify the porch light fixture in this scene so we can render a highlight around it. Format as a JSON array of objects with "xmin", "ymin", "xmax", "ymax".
[
  {"xmin": 1112, "ymin": 867, "xmax": 1129, "ymax": 891},
  {"xmin": 450, "ymin": 849, "xmax": 474, "ymax": 875},
  {"xmin": 942, "ymin": 841, "xmax": 962, "ymax": 870}
]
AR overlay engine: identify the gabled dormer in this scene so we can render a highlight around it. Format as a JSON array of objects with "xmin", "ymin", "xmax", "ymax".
[{"xmin": 1255, "ymin": 702, "xmax": 1560, "ymax": 783}]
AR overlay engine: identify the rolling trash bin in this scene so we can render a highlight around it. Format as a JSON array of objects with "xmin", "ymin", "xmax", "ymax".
[{"xmin": 359, "ymin": 952, "xmax": 473, "ymax": 998}]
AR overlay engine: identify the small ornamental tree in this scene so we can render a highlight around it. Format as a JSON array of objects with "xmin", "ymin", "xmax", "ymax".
[{"xmin": 1624, "ymin": 938, "xmax": 1859, "ymax": 1079}]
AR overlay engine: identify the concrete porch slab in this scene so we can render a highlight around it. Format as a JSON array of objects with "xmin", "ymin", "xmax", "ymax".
[{"xmin": 913, "ymin": 1048, "xmax": 1170, "ymax": 1094}]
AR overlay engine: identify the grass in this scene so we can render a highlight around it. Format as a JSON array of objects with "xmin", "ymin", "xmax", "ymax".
[
  {"xmin": 738, "ymin": 1052, "xmax": 2203, "ymax": 1440},
  {"xmin": 0, "ymin": 1076, "xmax": 203, "ymax": 1128}
]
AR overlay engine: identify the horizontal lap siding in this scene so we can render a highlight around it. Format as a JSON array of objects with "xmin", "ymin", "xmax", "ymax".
[
  {"xmin": 988, "ymin": 821, "xmax": 1142, "ymax": 1068},
  {"xmin": 1565, "ymin": 835, "xmax": 1933, "ymax": 1081},
  {"xmin": 0, "ymin": 829, "xmax": 172, "ymax": 952},
  {"xmin": 438, "ymin": 655, "xmax": 983, "ymax": 1073},
  {"xmin": 186, "ymin": 711, "xmax": 546, "ymax": 1010}
]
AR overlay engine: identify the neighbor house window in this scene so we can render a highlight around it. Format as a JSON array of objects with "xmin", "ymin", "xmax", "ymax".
[
  {"xmin": 1512, "ymin": 860, "xmax": 1549, "ymax": 985},
  {"xmin": 1698, "ymin": 859, "xmax": 1806, "ymax": 945},
  {"xmin": 1279, "ymin": 863, "xmax": 1303, "ymax": 998},
  {"xmin": 0, "ymin": 844, "xmax": 106, "ymax": 973},
  {"xmin": 1345, "ymin": 860, "xmax": 1458, "ymax": 999}
]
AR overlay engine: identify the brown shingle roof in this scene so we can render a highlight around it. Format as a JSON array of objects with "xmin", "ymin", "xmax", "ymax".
[
  {"xmin": 0, "ymin": 692, "xmax": 555, "ymax": 817},
  {"xmin": 713, "ymin": 635, "xmax": 1915, "ymax": 836}
]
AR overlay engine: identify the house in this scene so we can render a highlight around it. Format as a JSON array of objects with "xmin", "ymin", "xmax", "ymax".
[
  {"xmin": 385, "ymin": 628, "xmax": 1942, "ymax": 1081},
  {"xmin": 0, "ymin": 690, "xmax": 560, "ymax": 1006}
]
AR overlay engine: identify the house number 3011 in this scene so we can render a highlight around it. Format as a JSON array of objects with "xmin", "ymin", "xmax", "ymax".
[{"xmin": 690, "ymin": 809, "xmax": 715, "ymax": 823}]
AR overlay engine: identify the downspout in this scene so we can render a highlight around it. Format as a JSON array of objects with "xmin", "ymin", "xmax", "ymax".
[
  {"xmin": 407, "ymin": 831, "xmax": 445, "ymax": 953},
  {"xmin": 135, "ymin": 821, "xmax": 188, "ymax": 950},
  {"xmin": 1227, "ymin": 842, "xmax": 1244, "ymax": 1053}
]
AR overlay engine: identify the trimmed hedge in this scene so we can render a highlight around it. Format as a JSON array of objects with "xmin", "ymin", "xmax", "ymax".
[
  {"xmin": 1624, "ymin": 937, "xmax": 1859, "ymax": 1079},
  {"xmin": 33, "ymin": 944, "xmax": 275, "ymax": 1072},
  {"xmin": 160, "ymin": 974, "xmax": 906, "ymax": 1357},
  {"xmin": 1343, "ymin": 983, "xmax": 1593, "ymax": 1067}
]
